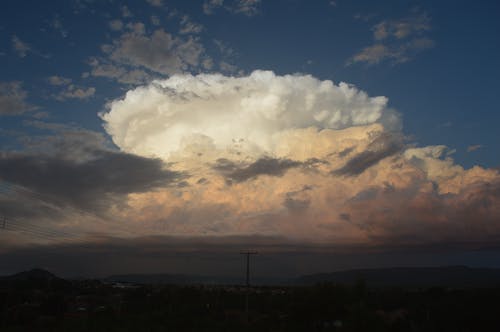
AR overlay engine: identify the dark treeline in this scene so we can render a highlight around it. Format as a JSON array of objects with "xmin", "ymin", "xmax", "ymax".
[{"xmin": 1, "ymin": 270, "xmax": 500, "ymax": 331}]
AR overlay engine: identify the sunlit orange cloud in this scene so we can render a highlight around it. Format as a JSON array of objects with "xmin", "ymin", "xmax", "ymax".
[
  {"xmin": 111, "ymin": 128, "xmax": 499, "ymax": 245},
  {"xmin": 24, "ymin": 71, "xmax": 496, "ymax": 247}
]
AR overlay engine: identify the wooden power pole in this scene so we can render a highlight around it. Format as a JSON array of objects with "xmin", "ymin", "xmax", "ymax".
[{"xmin": 240, "ymin": 250, "xmax": 258, "ymax": 322}]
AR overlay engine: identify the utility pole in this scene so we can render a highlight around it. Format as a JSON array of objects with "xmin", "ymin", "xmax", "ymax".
[{"xmin": 240, "ymin": 250, "xmax": 258, "ymax": 323}]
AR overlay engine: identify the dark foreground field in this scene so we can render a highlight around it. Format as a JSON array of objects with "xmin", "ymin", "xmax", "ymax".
[{"xmin": 2, "ymin": 269, "xmax": 500, "ymax": 331}]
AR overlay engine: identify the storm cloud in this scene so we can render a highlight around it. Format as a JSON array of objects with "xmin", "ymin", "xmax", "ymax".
[
  {"xmin": 101, "ymin": 70, "xmax": 401, "ymax": 159},
  {"xmin": 3, "ymin": 72, "xmax": 500, "ymax": 251},
  {"xmin": 88, "ymin": 71, "xmax": 500, "ymax": 246},
  {"xmin": 0, "ymin": 125, "xmax": 184, "ymax": 221}
]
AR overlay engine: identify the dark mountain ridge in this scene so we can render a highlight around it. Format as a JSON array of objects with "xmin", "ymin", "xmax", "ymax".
[
  {"xmin": 0, "ymin": 268, "xmax": 60, "ymax": 281},
  {"xmin": 103, "ymin": 266, "xmax": 500, "ymax": 288},
  {"xmin": 3, "ymin": 266, "xmax": 500, "ymax": 288},
  {"xmin": 0, "ymin": 268, "xmax": 71, "ymax": 290},
  {"xmin": 298, "ymin": 265, "xmax": 500, "ymax": 287}
]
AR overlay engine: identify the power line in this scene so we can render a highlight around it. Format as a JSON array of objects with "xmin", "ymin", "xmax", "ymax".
[
  {"xmin": 1, "ymin": 179, "xmax": 207, "ymax": 245},
  {"xmin": 4, "ymin": 218, "xmax": 87, "ymax": 243},
  {"xmin": 7, "ymin": 217, "xmax": 79, "ymax": 238},
  {"xmin": 0, "ymin": 179, "xmax": 143, "ymax": 237},
  {"xmin": 0, "ymin": 216, "xmax": 111, "ymax": 253}
]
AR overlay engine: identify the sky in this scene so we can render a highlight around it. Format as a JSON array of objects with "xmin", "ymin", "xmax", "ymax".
[{"xmin": 1, "ymin": 0, "xmax": 500, "ymax": 277}]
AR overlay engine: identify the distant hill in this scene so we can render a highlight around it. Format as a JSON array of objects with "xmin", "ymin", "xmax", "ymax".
[
  {"xmin": 4, "ymin": 266, "xmax": 500, "ymax": 288},
  {"xmin": 0, "ymin": 268, "xmax": 73, "ymax": 291},
  {"xmin": 105, "ymin": 266, "xmax": 500, "ymax": 287},
  {"xmin": 1, "ymin": 268, "xmax": 61, "ymax": 281},
  {"xmin": 297, "ymin": 266, "xmax": 500, "ymax": 288}
]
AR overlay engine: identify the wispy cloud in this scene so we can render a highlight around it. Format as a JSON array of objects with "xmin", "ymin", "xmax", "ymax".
[
  {"xmin": 11, "ymin": 35, "xmax": 50, "ymax": 59},
  {"xmin": 203, "ymin": 0, "xmax": 261, "ymax": 17},
  {"xmin": 349, "ymin": 38, "xmax": 434, "ymax": 65},
  {"xmin": 47, "ymin": 76, "xmax": 72, "ymax": 86},
  {"xmin": 467, "ymin": 145, "xmax": 483, "ymax": 152},
  {"xmin": 179, "ymin": 15, "xmax": 203, "ymax": 35},
  {"xmin": 372, "ymin": 13, "xmax": 431, "ymax": 41},
  {"xmin": 203, "ymin": 0, "xmax": 225, "ymax": 15},
  {"xmin": 349, "ymin": 12, "xmax": 434, "ymax": 65},
  {"xmin": 232, "ymin": 0, "xmax": 261, "ymax": 16},
  {"xmin": 150, "ymin": 15, "xmax": 160, "ymax": 26},
  {"xmin": 51, "ymin": 15, "xmax": 68, "ymax": 38},
  {"xmin": 109, "ymin": 19, "xmax": 124, "ymax": 31},
  {"xmin": 214, "ymin": 39, "xmax": 238, "ymax": 73},
  {"xmin": 121, "ymin": 5, "xmax": 132, "ymax": 18},
  {"xmin": 54, "ymin": 85, "xmax": 95, "ymax": 101},
  {"xmin": 47, "ymin": 76, "xmax": 96, "ymax": 101},
  {"xmin": 0, "ymin": 82, "xmax": 37, "ymax": 116},
  {"xmin": 11, "ymin": 36, "xmax": 31, "ymax": 58},
  {"xmin": 89, "ymin": 22, "xmax": 211, "ymax": 84},
  {"xmin": 145, "ymin": 0, "xmax": 164, "ymax": 7}
]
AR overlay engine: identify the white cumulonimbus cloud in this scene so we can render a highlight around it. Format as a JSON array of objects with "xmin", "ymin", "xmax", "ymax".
[
  {"xmin": 102, "ymin": 70, "xmax": 400, "ymax": 159},
  {"xmin": 96, "ymin": 71, "xmax": 500, "ymax": 244}
]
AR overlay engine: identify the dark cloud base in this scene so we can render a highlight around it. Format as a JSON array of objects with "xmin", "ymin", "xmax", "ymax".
[
  {"xmin": 334, "ymin": 132, "xmax": 404, "ymax": 176},
  {"xmin": 0, "ymin": 149, "xmax": 184, "ymax": 215},
  {"xmin": 213, "ymin": 157, "xmax": 327, "ymax": 183}
]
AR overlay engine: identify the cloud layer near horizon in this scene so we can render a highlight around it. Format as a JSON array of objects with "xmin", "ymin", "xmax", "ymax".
[{"xmin": 2, "ymin": 71, "xmax": 499, "ymax": 249}]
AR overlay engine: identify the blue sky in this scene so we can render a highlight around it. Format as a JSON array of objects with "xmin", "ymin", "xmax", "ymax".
[{"xmin": 1, "ymin": 0, "xmax": 500, "ymax": 276}]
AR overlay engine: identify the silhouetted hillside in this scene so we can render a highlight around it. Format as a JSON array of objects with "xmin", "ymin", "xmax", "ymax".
[
  {"xmin": 1, "ymin": 268, "xmax": 60, "ymax": 281},
  {"xmin": 298, "ymin": 266, "xmax": 500, "ymax": 287},
  {"xmin": 5, "ymin": 266, "xmax": 500, "ymax": 288},
  {"xmin": 0, "ymin": 268, "xmax": 71, "ymax": 290},
  {"xmin": 104, "ymin": 266, "xmax": 500, "ymax": 287}
]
